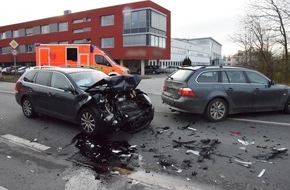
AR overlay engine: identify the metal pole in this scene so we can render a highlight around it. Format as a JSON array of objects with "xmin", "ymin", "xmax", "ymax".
[{"xmin": 14, "ymin": 54, "xmax": 16, "ymax": 76}]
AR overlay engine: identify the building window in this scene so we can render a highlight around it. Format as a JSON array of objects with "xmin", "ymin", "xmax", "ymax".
[
  {"xmin": 73, "ymin": 39, "xmax": 86, "ymax": 44},
  {"xmin": 150, "ymin": 35, "xmax": 165, "ymax": 48},
  {"xmin": 12, "ymin": 30, "xmax": 19, "ymax": 38},
  {"xmin": 73, "ymin": 19, "xmax": 83, "ymax": 24},
  {"xmin": 25, "ymin": 28, "xmax": 33, "ymax": 36},
  {"xmin": 0, "ymin": 47, "xmax": 2, "ymax": 54},
  {"xmin": 101, "ymin": 37, "xmax": 114, "ymax": 48},
  {"xmin": 123, "ymin": 8, "xmax": 167, "ymax": 48},
  {"xmin": 58, "ymin": 22, "xmax": 68, "ymax": 32},
  {"xmin": 72, "ymin": 18, "xmax": 91, "ymax": 24},
  {"xmin": 101, "ymin": 15, "xmax": 114, "ymax": 26},
  {"xmin": 41, "ymin": 25, "xmax": 49, "ymax": 34},
  {"xmin": 73, "ymin": 27, "xmax": 91, "ymax": 33},
  {"xmin": 123, "ymin": 35, "xmax": 146, "ymax": 46},
  {"xmin": 124, "ymin": 10, "xmax": 147, "ymax": 33},
  {"xmin": 26, "ymin": 45, "xmax": 34, "ymax": 53},
  {"xmin": 73, "ymin": 29, "xmax": 83, "ymax": 33},
  {"xmin": 151, "ymin": 11, "xmax": 166, "ymax": 31}
]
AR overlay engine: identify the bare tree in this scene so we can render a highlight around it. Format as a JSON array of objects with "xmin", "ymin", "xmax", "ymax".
[
  {"xmin": 230, "ymin": 22, "xmax": 254, "ymax": 66},
  {"xmin": 248, "ymin": 0, "xmax": 290, "ymax": 82}
]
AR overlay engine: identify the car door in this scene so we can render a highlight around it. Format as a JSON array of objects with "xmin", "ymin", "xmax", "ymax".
[
  {"xmin": 33, "ymin": 71, "xmax": 52, "ymax": 113},
  {"xmin": 48, "ymin": 72, "xmax": 77, "ymax": 121},
  {"xmin": 245, "ymin": 71, "xmax": 286, "ymax": 110},
  {"xmin": 221, "ymin": 70, "xmax": 253, "ymax": 112}
]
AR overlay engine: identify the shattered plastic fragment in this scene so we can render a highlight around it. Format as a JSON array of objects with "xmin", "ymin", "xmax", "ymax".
[
  {"xmin": 238, "ymin": 137, "xmax": 255, "ymax": 146},
  {"xmin": 31, "ymin": 138, "xmax": 38, "ymax": 142},
  {"xmin": 112, "ymin": 149, "xmax": 122, "ymax": 153},
  {"xmin": 258, "ymin": 169, "xmax": 266, "ymax": 178},
  {"xmin": 234, "ymin": 159, "xmax": 252, "ymax": 167},
  {"xmin": 129, "ymin": 145, "xmax": 137, "ymax": 149},
  {"xmin": 188, "ymin": 127, "xmax": 197, "ymax": 131},
  {"xmin": 186, "ymin": 150, "xmax": 200, "ymax": 156}
]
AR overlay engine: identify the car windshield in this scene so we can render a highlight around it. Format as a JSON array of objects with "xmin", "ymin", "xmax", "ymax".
[{"xmin": 69, "ymin": 70, "xmax": 108, "ymax": 90}]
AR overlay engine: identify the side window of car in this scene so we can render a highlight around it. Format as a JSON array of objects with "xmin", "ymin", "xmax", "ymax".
[
  {"xmin": 51, "ymin": 72, "xmax": 72, "ymax": 90},
  {"xmin": 95, "ymin": 55, "xmax": 110, "ymax": 66},
  {"xmin": 35, "ymin": 71, "xmax": 51, "ymax": 86},
  {"xmin": 245, "ymin": 71, "xmax": 269, "ymax": 84},
  {"xmin": 221, "ymin": 71, "xmax": 230, "ymax": 83},
  {"xmin": 23, "ymin": 70, "xmax": 37, "ymax": 83},
  {"xmin": 197, "ymin": 71, "xmax": 218, "ymax": 83},
  {"xmin": 227, "ymin": 71, "xmax": 247, "ymax": 83}
]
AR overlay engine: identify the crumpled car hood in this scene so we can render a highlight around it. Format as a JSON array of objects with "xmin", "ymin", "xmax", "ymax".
[{"xmin": 85, "ymin": 75, "xmax": 141, "ymax": 93}]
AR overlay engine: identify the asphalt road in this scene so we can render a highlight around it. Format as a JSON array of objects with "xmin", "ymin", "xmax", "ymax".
[{"xmin": 0, "ymin": 75, "xmax": 290, "ymax": 190}]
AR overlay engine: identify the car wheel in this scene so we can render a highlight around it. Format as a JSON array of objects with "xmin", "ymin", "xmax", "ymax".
[
  {"xmin": 284, "ymin": 98, "xmax": 290, "ymax": 114},
  {"xmin": 205, "ymin": 98, "xmax": 228, "ymax": 122},
  {"xmin": 22, "ymin": 97, "xmax": 36, "ymax": 118},
  {"xmin": 79, "ymin": 108, "xmax": 100, "ymax": 136},
  {"xmin": 152, "ymin": 70, "xmax": 156, "ymax": 74}
]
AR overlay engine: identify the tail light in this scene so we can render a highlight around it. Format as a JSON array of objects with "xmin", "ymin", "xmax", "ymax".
[
  {"xmin": 178, "ymin": 88, "xmax": 196, "ymax": 97},
  {"xmin": 15, "ymin": 83, "xmax": 20, "ymax": 93},
  {"xmin": 163, "ymin": 84, "xmax": 167, "ymax": 92}
]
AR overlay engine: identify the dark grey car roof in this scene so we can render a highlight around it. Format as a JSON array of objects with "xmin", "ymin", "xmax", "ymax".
[{"xmin": 179, "ymin": 65, "xmax": 255, "ymax": 72}]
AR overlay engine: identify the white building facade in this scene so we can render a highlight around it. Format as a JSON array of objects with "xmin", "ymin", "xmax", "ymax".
[{"xmin": 149, "ymin": 37, "xmax": 222, "ymax": 68}]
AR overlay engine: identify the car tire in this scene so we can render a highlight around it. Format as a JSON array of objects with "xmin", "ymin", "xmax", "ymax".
[
  {"xmin": 79, "ymin": 108, "xmax": 100, "ymax": 136},
  {"xmin": 22, "ymin": 97, "xmax": 36, "ymax": 118},
  {"xmin": 284, "ymin": 98, "xmax": 290, "ymax": 114},
  {"xmin": 205, "ymin": 98, "xmax": 228, "ymax": 122}
]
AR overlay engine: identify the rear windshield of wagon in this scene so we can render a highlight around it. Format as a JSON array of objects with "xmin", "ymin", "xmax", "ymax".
[{"xmin": 169, "ymin": 69, "xmax": 195, "ymax": 81}]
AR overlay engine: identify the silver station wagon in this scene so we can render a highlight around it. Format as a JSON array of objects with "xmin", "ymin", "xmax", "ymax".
[{"xmin": 161, "ymin": 66, "xmax": 290, "ymax": 121}]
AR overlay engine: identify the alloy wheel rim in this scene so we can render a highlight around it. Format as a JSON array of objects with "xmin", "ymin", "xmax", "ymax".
[
  {"xmin": 23, "ymin": 100, "xmax": 32, "ymax": 116},
  {"xmin": 80, "ymin": 112, "xmax": 95, "ymax": 132},
  {"xmin": 210, "ymin": 101, "xmax": 225, "ymax": 120}
]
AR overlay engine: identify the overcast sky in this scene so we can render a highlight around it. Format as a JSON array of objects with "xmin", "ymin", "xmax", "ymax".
[{"xmin": 0, "ymin": 0, "xmax": 250, "ymax": 56}]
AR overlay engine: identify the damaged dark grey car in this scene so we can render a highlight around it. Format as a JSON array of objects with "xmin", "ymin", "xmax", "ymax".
[{"xmin": 15, "ymin": 67, "xmax": 154, "ymax": 135}]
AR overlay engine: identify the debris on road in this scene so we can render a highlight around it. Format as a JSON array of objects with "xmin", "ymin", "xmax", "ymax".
[
  {"xmin": 230, "ymin": 130, "xmax": 241, "ymax": 136},
  {"xmin": 186, "ymin": 150, "xmax": 200, "ymax": 156},
  {"xmin": 237, "ymin": 136, "xmax": 255, "ymax": 146},
  {"xmin": 234, "ymin": 158, "xmax": 252, "ymax": 168},
  {"xmin": 257, "ymin": 169, "xmax": 266, "ymax": 178},
  {"xmin": 254, "ymin": 147, "xmax": 288, "ymax": 161}
]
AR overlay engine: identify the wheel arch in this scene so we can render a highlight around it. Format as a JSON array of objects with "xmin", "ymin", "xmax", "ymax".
[{"xmin": 203, "ymin": 96, "xmax": 230, "ymax": 114}]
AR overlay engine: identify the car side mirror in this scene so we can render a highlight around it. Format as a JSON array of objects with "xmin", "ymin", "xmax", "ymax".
[
  {"xmin": 268, "ymin": 80, "xmax": 275, "ymax": 87},
  {"xmin": 64, "ymin": 86, "xmax": 76, "ymax": 94}
]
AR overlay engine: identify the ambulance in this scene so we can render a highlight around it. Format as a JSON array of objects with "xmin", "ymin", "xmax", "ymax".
[{"xmin": 35, "ymin": 43, "xmax": 129, "ymax": 76}]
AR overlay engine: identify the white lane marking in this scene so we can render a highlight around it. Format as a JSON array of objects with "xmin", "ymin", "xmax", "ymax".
[
  {"xmin": 0, "ymin": 134, "xmax": 50, "ymax": 152},
  {"xmin": 0, "ymin": 90, "xmax": 14, "ymax": 94},
  {"xmin": 230, "ymin": 118, "xmax": 290, "ymax": 126},
  {"xmin": 0, "ymin": 186, "xmax": 9, "ymax": 190}
]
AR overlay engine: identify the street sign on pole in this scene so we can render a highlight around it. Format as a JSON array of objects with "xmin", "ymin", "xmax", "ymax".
[
  {"xmin": 9, "ymin": 40, "xmax": 19, "ymax": 49},
  {"xmin": 9, "ymin": 40, "xmax": 19, "ymax": 76}
]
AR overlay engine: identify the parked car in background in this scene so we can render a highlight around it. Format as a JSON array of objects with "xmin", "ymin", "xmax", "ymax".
[
  {"xmin": 163, "ymin": 66, "xmax": 179, "ymax": 74},
  {"xmin": 11, "ymin": 66, "xmax": 28, "ymax": 75},
  {"xmin": 137, "ymin": 66, "xmax": 164, "ymax": 74},
  {"xmin": 161, "ymin": 66, "xmax": 290, "ymax": 121},
  {"xmin": 15, "ymin": 67, "xmax": 154, "ymax": 136},
  {"xmin": 1, "ymin": 67, "xmax": 12, "ymax": 75}
]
